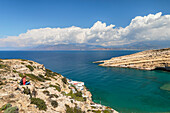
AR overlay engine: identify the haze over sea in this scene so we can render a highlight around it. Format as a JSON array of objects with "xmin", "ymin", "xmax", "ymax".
[{"xmin": 0, "ymin": 50, "xmax": 170, "ymax": 113}]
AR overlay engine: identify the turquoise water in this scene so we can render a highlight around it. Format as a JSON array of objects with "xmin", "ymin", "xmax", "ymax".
[{"xmin": 0, "ymin": 51, "xmax": 170, "ymax": 112}]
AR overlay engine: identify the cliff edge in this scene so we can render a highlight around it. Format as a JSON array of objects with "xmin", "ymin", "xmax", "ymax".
[
  {"xmin": 94, "ymin": 48, "xmax": 170, "ymax": 71},
  {"xmin": 0, "ymin": 59, "xmax": 118, "ymax": 113}
]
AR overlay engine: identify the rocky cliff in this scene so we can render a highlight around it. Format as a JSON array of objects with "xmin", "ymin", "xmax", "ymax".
[
  {"xmin": 94, "ymin": 48, "xmax": 170, "ymax": 71},
  {"xmin": 0, "ymin": 59, "xmax": 118, "ymax": 113}
]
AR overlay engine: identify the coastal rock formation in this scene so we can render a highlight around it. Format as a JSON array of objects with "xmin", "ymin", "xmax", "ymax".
[
  {"xmin": 95, "ymin": 48, "xmax": 170, "ymax": 71},
  {"xmin": 0, "ymin": 59, "xmax": 118, "ymax": 113}
]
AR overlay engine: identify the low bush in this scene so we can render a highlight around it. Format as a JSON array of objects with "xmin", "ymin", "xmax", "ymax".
[
  {"xmin": 65, "ymin": 104, "xmax": 83, "ymax": 113},
  {"xmin": 13, "ymin": 70, "xmax": 17, "ymax": 73},
  {"xmin": 4, "ymin": 106, "xmax": 18, "ymax": 113},
  {"xmin": 29, "ymin": 61, "xmax": 33, "ymax": 64},
  {"xmin": 39, "ymin": 74, "xmax": 51, "ymax": 81},
  {"xmin": 51, "ymin": 100, "xmax": 58, "ymax": 108},
  {"xmin": 21, "ymin": 62, "xmax": 25, "ymax": 65},
  {"xmin": 66, "ymin": 90, "xmax": 84, "ymax": 101},
  {"xmin": 75, "ymin": 91, "xmax": 82, "ymax": 97},
  {"xmin": 49, "ymin": 94, "xmax": 59, "ymax": 98},
  {"xmin": 49, "ymin": 84, "xmax": 61, "ymax": 92},
  {"xmin": 0, "ymin": 103, "xmax": 12, "ymax": 111},
  {"xmin": 19, "ymin": 73, "xmax": 24, "ymax": 78},
  {"xmin": 83, "ymin": 97, "xmax": 87, "ymax": 101},
  {"xmin": 26, "ymin": 65, "xmax": 34, "ymax": 71},
  {"xmin": 45, "ymin": 69, "xmax": 57, "ymax": 80},
  {"xmin": 25, "ymin": 74, "xmax": 44, "ymax": 82},
  {"xmin": 23, "ymin": 87, "xmax": 32, "ymax": 97},
  {"xmin": 0, "ymin": 80, "xmax": 3, "ymax": 85},
  {"xmin": 43, "ymin": 90, "xmax": 50, "ymax": 96},
  {"xmin": 0, "ymin": 64, "xmax": 6, "ymax": 69},
  {"xmin": 62, "ymin": 77, "xmax": 67, "ymax": 84},
  {"xmin": 92, "ymin": 110, "xmax": 101, "ymax": 113},
  {"xmin": 31, "ymin": 98, "xmax": 47, "ymax": 111},
  {"xmin": 103, "ymin": 110, "xmax": 112, "ymax": 113},
  {"xmin": 20, "ymin": 59, "xmax": 27, "ymax": 61}
]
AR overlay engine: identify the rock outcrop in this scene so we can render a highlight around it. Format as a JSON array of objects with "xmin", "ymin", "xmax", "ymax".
[
  {"xmin": 0, "ymin": 59, "xmax": 118, "ymax": 113},
  {"xmin": 94, "ymin": 48, "xmax": 170, "ymax": 71}
]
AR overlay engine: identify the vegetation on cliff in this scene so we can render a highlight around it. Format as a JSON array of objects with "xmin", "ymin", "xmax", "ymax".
[{"xmin": 0, "ymin": 59, "xmax": 117, "ymax": 113}]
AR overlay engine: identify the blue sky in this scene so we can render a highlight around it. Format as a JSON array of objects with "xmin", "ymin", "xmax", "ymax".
[
  {"xmin": 0, "ymin": 0, "xmax": 170, "ymax": 37},
  {"xmin": 0, "ymin": 0, "xmax": 170, "ymax": 49}
]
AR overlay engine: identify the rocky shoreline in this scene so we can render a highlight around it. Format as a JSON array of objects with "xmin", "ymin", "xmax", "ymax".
[
  {"xmin": 0, "ymin": 59, "xmax": 118, "ymax": 113},
  {"xmin": 94, "ymin": 48, "xmax": 170, "ymax": 71}
]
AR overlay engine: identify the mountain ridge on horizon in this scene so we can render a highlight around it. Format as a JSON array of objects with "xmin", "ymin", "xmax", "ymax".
[{"xmin": 30, "ymin": 40, "xmax": 170, "ymax": 51}]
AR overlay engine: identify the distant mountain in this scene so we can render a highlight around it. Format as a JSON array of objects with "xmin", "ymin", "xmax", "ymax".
[
  {"xmin": 30, "ymin": 40, "xmax": 170, "ymax": 51},
  {"xmin": 121, "ymin": 40, "xmax": 170, "ymax": 50},
  {"xmin": 31, "ymin": 44, "xmax": 105, "ymax": 50}
]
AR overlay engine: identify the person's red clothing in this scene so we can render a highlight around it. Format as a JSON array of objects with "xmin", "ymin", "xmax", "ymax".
[{"xmin": 23, "ymin": 77, "xmax": 26, "ymax": 85}]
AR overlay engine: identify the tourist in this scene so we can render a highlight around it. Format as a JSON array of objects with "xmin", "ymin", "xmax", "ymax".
[{"xmin": 20, "ymin": 76, "xmax": 30, "ymax": 85}]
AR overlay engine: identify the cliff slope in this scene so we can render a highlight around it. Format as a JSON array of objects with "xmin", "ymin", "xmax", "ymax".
[
  {"xmin": 95, "ymin": 48, "xmax": 170, "ymax": 71},
  {"xmin": 0, "ymin": 59, "xmax": 118, "ymax": 113}
]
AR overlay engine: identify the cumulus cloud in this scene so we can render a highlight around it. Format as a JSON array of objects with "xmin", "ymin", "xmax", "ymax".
[{"xmin": 0, "ymin": 12, "xmax": 170, "ymax": 48}]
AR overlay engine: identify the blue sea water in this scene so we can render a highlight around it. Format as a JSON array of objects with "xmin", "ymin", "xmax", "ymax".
[{"xmin": 0, "ymin": 50, "xmax": 170, "ymax": 113}]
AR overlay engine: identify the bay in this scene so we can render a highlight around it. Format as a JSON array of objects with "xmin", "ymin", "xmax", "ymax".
[{"xmin": 0, "ymin": 50, "xmax": 170, "ymax": 112}]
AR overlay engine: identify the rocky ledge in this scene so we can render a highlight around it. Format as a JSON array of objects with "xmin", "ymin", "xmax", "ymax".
[
  {"xmin": 94, "ymin": 48, "xmax": 170, "ymax": 71},
  {"xmin": 0, "ymin": 59, "xmax": 118, "ymax": 113}
]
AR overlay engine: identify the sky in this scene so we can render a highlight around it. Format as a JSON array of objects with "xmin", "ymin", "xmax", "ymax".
[{"xmin": 0, "ymin": 0, "xmax": 170, "ymax": 49}]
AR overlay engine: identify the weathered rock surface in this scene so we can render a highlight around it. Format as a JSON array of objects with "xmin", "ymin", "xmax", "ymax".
[
  {"xmin": 0, "ymin": 59, "xmax": 118, "ymax": 113},
  {"xmin": 95, "ymin": 48, "xmax": 170, "ymax": 71}
]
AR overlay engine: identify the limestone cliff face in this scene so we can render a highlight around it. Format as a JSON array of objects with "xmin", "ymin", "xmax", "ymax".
[
  {"xmin": 95, "ymin": 48, "xmax": 170, "ymax": 71},
  {"xmin": 0, "ymin": 59, "xmax": 118, "ymax": 113}
]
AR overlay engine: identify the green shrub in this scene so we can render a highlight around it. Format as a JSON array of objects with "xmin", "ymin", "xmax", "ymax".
[
  {"xmin": 39, "ymin": 74, "xmax": 51, "ymax": 81},
  {"xmin": 19, "ymin": 73, "xmax": 24, "ymax": 78},
  {"xmin": 51, "ymin": 100, "xmax": 58, "ymax": 108},
  {"xmin": 2, "ymin": 78, "xmax": 6, "ymax": 80},
  {"xmin": 49, "ymin": 84, "xmax": 61, "ymax": 92},
  {"xmin": 87, "ymin": 109, "xmax": 91, "ymax": 112},
  {"xmin": 54, "ymin": 72, "xmax": 62, "ymax": 76},
  {"xmin": 26, "ymin": 65, "xmax": 34, "ymax": 71},
  {"xmin": 0, "ymin": 103, "xmax": 12, "ymax": 111},
  {"xmin": 45, "ymin": 69, "xmax": 57, "ymax": 80},
  {"xmin": 4, "ymin": 106, "xmax": 18, "ymax": 113},
  {"xmin": 61, "ymin": 91, "xmax": 66, "ymax": 95},
  {"xmin": 65, "ymin": 104, "xmax": 83, "ymax": 113},
  {"xmin": 0, "ymin": 64, "xmax": 6, "ymax": 69},
  {"xmin": 20, "ymin": 59, "xmax": 27, "ymax": 61},
  {"xmin": 49, "ymin": 94, "xmax": 59, "ymax": 98},
  {"xmin": 92, "ymin": 110, "xmax": 101, "ymax": 113},
  {"xmin": 29, "ymin": 62, "xmax": 33, "ymax": 64},
  {"xmin": 75, "ymin": 91, "xmax": 82, "ymax": 97},
  {"xmin": 13, "ymin": 70, "xmax": 17, "ymax": 73},
  {"xmin": 62, "ymin": 77, "xmax": 67, "ymax": 84},
  {"xmin": 103, "ymin": 110, "xmax": 112, "ymax": 113},
  {"xmin": 23, "ymin": 87, "xmax": 32, "ymax": 97},
  {"xmin": 0, "ymin": 80, "xmax": 3, "ymax": 85},
  {"xmin": 31, "ymin": 98, "xmax": 47, "ymax": 111},
  {"xmin": 56, "ymin": 83, "xmax": 60, "ymax": 86},
  {"xmin": 83, "ymin": 97, "xmax": 86, "ymax": 101},
  {"xmin": 66, "ymin": 90, "xmax": 84, "ymax": 101},
  {"xmin": 25, "ymin": 74, "xmax": 44, "ymax": 82},
  {"xmin": 43, "ymin": 90, "xmax": 50, "ymax": 96}
]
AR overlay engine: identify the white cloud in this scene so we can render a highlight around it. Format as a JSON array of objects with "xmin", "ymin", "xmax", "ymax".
[{"xmin": 0, "ymin": 12, "xmax": 170, "ymax": 48}]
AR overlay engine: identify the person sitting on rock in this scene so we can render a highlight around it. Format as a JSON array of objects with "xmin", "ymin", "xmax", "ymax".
[{"xmin": 20, "ymin": 76, "xmax": 30, "ymax": 85}]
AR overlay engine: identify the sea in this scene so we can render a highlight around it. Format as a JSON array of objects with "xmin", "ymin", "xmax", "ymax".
[{"xmin": 0, "ymin": 50, "xmax": 170, "ymax": 113}]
